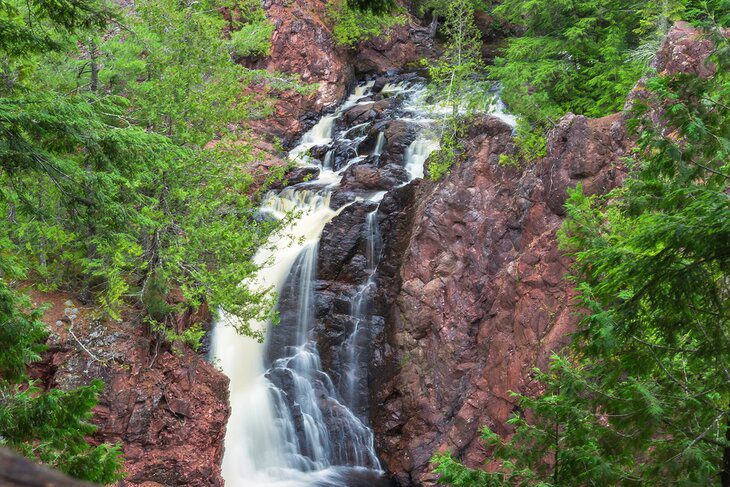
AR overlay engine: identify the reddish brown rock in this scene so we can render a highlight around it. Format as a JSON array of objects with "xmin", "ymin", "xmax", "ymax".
[
  {"xmin": 367, "ymin": 21, "xmax": 719, "ymax": 486},
  {"xmin": 28, "ymin": 291, "xmax": 229, "ymax": 487},
  {"xmin": 650, "ymin": 21, "xmax": 718, "ymax": 78},
  {"xmin": 353, "ymin": 22, "xmax": 433, "ymax": 73},
  {"xmin": 370, "ymin": 112, "xmax": 626, "ymax": 486},
  {"xmin": 245, "ymin": 0, "xmax": 434, "ymax": 145}
]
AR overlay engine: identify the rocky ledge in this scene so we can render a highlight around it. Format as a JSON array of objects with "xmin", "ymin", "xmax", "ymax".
[
  {"xmin": 29, "ymin": 290, "xmax": 229, "ymax": 486},
  {"xmin": 243, "ymin": 0, "xmax": 434, "ymax": 146}
]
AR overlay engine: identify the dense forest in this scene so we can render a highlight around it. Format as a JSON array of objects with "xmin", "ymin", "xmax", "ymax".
[{"xmin": 0, "ymin": 0, "xmax": 728, "ymax": 485}]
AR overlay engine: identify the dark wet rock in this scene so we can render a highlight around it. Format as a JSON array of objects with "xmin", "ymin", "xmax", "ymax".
[
  {"xmin": 309, "ymin": 145, "xmax": 331, "ymax": 161},
  {"xmin": 372, "ymin": 76, "xmax": 389, "ymax": 94},
  {"xmin": 340, "ymin": 163, "xmax": 409, "ymax": 191},
  {"xmin": 378, "ymin": 120, "xmax": 419, "ymax": 165},
  {"xmin": 318, "ymin": 203, "xmax": 371, "ymax": 282},
  {"xmin": 342, "ymin": 100, "xmax": 393, "ymax": 127},
  {"xmin": 329, "ymin": 188, "xmax": 358, "ymax": 209}
]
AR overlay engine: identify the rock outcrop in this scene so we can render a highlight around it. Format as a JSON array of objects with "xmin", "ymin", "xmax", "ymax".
[
  {"xmin": 29, "ymin": 291, "xmax": 229, "ymax": 486},
  {"xmin": 246, "ymin": 0, "xmax": 434, "ymax": 145},
  {"xmin": 363, "ymin": 21, "xmax": 718, "ymax": 486},
  {"xmin": 370, "ymin": 113, "xmax": 626, "ymax": 485}
]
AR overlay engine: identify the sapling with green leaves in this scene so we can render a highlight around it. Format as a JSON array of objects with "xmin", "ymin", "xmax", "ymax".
[{"xmin": 424, "ymin": 0, "xmax": 486, "ymax": 179}]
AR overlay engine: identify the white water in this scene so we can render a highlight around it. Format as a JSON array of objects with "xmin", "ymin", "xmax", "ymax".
[
  {"xmin": 404, "ymin": 132, "xmax": 440, "ymax": 180},
  {"xmin": 213, "ymin": 76, "xmax": 512, "ymax": 486},
  {"xmin": 214, "ymin": 189, "xmax": 338, "ymax": 484}
]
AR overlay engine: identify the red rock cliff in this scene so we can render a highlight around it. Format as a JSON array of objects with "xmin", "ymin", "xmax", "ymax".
[
  {"xmin": 244, "ymin": 0, "xmax": 433, "ymax": 144},
  {"xmin": 29, "ymin": 291, "xmax": 229, "ymax": 486},
  {"xmin": 368, "ymin": 22, "xmax": 716, "ymax": 486},
  {"xmin": 371, "ymin": 113, "xmax": 626, "ymax": 485}
]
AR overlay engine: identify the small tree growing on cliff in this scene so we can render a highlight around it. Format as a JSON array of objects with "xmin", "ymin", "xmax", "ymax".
[{"xmin": 425, "ymin": 0, "xmax": 486, "ymax": 179}]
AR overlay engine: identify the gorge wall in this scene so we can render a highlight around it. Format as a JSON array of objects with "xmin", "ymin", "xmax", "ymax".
[
  {"xmin": 364, "ymin": 21, "xmax": 716, "ymax": 485},
  {"xmin": 370, "ymin": 113, "xmax": 627, "ymax": 485},
  {"xmin": 241, "ymin": 0, "xmax": 434, "ymax": 144},
  {"xmin": 28, "ymin": 7, "xmax": 715, "ymax": 486},
  {"xmin": 301, "ymin": 20, "xmax": 716, "ymax": 487}
]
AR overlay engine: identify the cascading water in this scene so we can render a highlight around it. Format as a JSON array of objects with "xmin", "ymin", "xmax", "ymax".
[
  {"xmin": 341, "ymin": 204, "xmax": 383, "ymax": 414},
  {"xmin": 213, "ymin": 75, "xmax": 515, "ymax": 486}
]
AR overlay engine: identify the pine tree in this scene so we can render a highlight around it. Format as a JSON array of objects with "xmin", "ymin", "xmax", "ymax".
[
  {"xmin": 490, "ymin": 0, "xmax": 730, "ymax": 126},
  {"xmin": 1, "ymin": 0, "xmax": 287, "ymax": 334},
  {"xmin": 0, "ymin": 276, "xmax": 124, "ymax": 482}
]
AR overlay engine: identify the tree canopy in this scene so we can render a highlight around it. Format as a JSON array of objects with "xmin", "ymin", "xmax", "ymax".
[
  {"xmin": 491, "ymin": 0, "xmax": 730, "ymax": 126},
  {"xmin": 0, "ymin": 0, "xmax": 293, "ymax": 480}
]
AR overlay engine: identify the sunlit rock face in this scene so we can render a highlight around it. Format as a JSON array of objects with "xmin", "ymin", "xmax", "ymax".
[
  {"xmin": 367, "ymin": 112, "xmax": 627, "ymax": 485},
  {"xmin": 30, "ymin": 292, "xmax": 230, "ymax": 486}
]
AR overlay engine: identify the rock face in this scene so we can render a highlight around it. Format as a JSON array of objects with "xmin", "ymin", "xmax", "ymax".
[
  {"xmin": 650, "ymin": 21, "xmax": 718, "ymax": 78},
  {"xmin": 360, "ymin": 21, "xmax": 717, "ymax": 486},
  {"xmin": 246, "ymin": 0, "xmax": 434, "ymax": 145},
  {"xmin": 29, "ymin": 291, "xmax": 229, "ymax": 486},
  {"xmin": 368, "ymin": 113, "xmax": 626, "ymax": 485}
]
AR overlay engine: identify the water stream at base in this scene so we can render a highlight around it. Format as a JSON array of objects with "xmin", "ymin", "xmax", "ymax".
[{"xmin": 212, "ymin": 77, "xmax": 515, "ymax": 486}]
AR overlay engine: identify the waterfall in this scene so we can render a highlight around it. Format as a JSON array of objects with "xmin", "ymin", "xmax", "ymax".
[
  {"xmin": 342, "ymin": 206, "xmax": 383, "ymax": 413},
  {"xmin": 372, "ymin": 132, "xmax": 386, "ymax": 156},
  {"xmin": 213, "ymin": 75, "xmax": 510, "ymax": 486},
  {"xmin": 404, "ymin": 134, "xmax": 440, "ymax": 180},
  {"xmin": 213, "ymin": 189, "xmax": 339, "ymax": 483}
]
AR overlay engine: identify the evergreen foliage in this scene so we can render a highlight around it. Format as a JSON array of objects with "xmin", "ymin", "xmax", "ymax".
[
  {"xmin": 348, "ymin": 0, "xmax": 395, "ymax": 14},
  {"xmin": 1, "ymin": 0, "xmax": 288, "ymax": 335},
  {"xmin": 228, "ymin": 0, "xmax": 275, "ymax": 59},
  {"xmin": 432, "ymin": 24, "xmax": 730, "ymax": 486},
  {"xmin": 0, "ymin": 279, "xmax": 124, "ymax": 482},
  {"xmin": 0, "ymin": 0, "xmax": 296, "ymax": 480},
  {"xmin": 329, "ymin": 0, "xmax": 406, "ymax": 47},
  {"xmin": 491, "ymin": 0, "xmax": 730, "ymax": 127}
]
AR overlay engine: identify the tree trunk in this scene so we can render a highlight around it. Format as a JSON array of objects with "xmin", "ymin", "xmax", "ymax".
[
  {"xmin": 722, "ymin": 410, "xmax": 729, "ymax": 487},
  {"xmin": 88, "ymin": 39, "xmax": 98, "ymax": 93},
  {"xmin": 0, "ymin": 447, "xmax": 97, "ymax": 486},
  {"xmin": 429, "ymin": 14, "xmax": 439, "ymax": 37}
]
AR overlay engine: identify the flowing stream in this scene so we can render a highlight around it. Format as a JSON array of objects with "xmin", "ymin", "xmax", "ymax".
[{"xmin": 212, "ymin": 76, "xmax": 515, "ymax": 486}]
